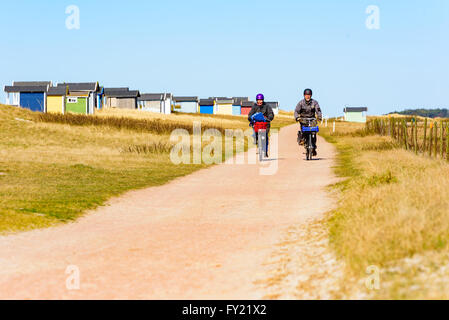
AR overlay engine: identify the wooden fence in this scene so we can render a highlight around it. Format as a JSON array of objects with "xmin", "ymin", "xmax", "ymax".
[{"xmin": 366, "ymin": 117, "xmax": 449, "ymax": 160}]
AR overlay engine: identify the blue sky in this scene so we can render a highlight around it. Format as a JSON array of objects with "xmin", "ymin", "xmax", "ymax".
[{"xmin": 0, "ymin": 0, "xmax": 448, "ymax": 116}]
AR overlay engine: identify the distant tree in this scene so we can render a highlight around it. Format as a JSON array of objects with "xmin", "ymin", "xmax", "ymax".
[{"xmin": 388, "ymin": 108, "xmax": 449, "ymax": 118}]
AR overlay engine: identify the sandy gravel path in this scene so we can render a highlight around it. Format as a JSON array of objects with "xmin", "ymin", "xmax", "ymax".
[{"xmin": 0, "ymin": 124, "xmax": 338, "ymax": 299}]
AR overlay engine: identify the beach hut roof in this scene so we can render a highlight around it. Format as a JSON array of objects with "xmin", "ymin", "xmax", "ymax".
[
  {"xmin": 139, "ymin": 93, "xmax": 164, "ymax": 101},
  {"xmin": 57, "ymin": 82, "xmax": 98, "ymax": 92},
  {"xmin": 232, "ymin": 97, "xmax": 249, "ymax": 106},
  {"xmin": 173, "ymin": 96, "xmax": 198, "ymax": 102},
  {"xmin": 104, "ymin": 87, "xmax": 129, "ymax": 93},
  {"xmin": 47, "ymin": 86, "xmax": 68, "ymax": 96},
  {"xmin": 4, "ymin": 85, "xmax": 48, "ymax": 93},
  {"xmin": 104, "ymin": 88, "xmax": 140, "ymax": 98},
  {"xmin": 199, "ymin": 99, "xmax": 215, "ymax": 106},
  {"xmin": 138, "ymin": 93, "xmax": 172, "ymax": 101},
  {"xmin": 344, "ymin": 107, "xmax": 368, "ymax": 113},
  {"xmin": 209, "ymin": 97, "xmax": 229, "ymax": 100},
  {"xmin": 242, "ymin": 101, "xmax": 254, "ymax": 107},
  {"xmin": 215, "ymin": 98, "xmax": 233, "ymax": 104},
  {"xmin": 13, "ymin": 81, "xmax": 52, "ymax": 87}
]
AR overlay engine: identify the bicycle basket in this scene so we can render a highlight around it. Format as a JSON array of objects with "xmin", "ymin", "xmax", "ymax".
[
  {"xmin": 301, "ymin": 126, "xmax": 320, "ymax": 132},
  {"xmin": 254, "ymin": 122, "xmax": 268, "ymax": 132}
]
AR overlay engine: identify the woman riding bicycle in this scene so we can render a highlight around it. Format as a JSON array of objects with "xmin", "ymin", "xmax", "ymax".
[
  {"xmin": 248, "ymin": 94, "xmax": 275, "ymax": 158},
  {"xmin": 294, "ymin": 89, "xmax": 323, "ymax": 156}
]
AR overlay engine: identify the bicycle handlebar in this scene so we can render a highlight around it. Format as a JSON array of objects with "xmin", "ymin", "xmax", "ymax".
[
  {"xmin": 296, "ymin": 117, "xmax": 317, "ymax": 123},
  {"xmin": 250, "ymin": 120, "xmax": 271, "ymax": 124}
]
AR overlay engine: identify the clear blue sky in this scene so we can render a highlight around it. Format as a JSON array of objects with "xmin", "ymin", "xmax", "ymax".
[{"xmin": 0, "ymin": 0, "xmax": 447, "ymax": 116}]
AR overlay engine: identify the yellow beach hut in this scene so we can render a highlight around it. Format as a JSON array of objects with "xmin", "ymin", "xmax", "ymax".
[
  {"xmin": 215, "ymin": 98, "xmax": 233, "ymax": 115},
  {"xmin": 46, "ymin": 86, "xmax": 68, "ymax": 114}
]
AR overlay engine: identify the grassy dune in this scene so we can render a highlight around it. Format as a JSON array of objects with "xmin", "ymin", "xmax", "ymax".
[
  {"xmin": 320, "ymin": 119, "xmax": 449, "ymax": 299},
  {"xmin": 0, "ymin": 105, "xmax": 294, "ymax": 234}
]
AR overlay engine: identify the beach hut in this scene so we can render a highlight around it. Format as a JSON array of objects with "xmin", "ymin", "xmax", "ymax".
[
  {"xmin": 199, "ymin": 99, "xmax": 214, "ymax": 114},
  {"xmin": 104, "ymin": 88, "xmax": 140, "ymax": 110},
  {"xmin": 138, "ymin": 93, "xmax": 172, "ymax": 114},
  {"xmin": 344, "ymin": 107, "xmax": 368, "ymax": 123},
  {"xmin": 58, "ymin": 82, "xmax": 100, "ymax": 114},
  {"xmin": 103, "ymin": 87, "xmax": 129, "ymax": 106},
  {"xmin": 4, "ymin": 81, "xmax": 51, "ymax": 112},
  {"xmin": 241, "ymin": 101, "xmax": 254, "ymax": 116},
  {"xmin": 65, "ymin": 95, "xmax": 89, "ymax": 114},
  {"xmin": 232, "ymin": 97, "xmax": 248, "ymax": 116},
  {"xmin": 173, "ymin": 97, "xmax": 198, "ymax": 113},
  {"xmin": 215, "ymin": 98, "xmax": 233, "ymax": 115},
  {"xmin": 47, "ymin": 86, "xmax": 68, "ymax": 114},
  {"xmin": 96, "ymin": 87, "xmax": 105, "ymax": 110}
]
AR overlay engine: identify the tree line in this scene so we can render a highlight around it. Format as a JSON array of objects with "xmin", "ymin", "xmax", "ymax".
[{"xmin": 388, "ymin": 108, "xmax": 449, "ymax": 119}]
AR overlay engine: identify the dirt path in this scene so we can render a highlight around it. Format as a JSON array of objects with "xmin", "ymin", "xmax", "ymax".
[{"xmin": 0, "ymin": 124, "xmax": 339, "ymax": 300}]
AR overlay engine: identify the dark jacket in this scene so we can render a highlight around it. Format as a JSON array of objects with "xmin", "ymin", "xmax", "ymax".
[
  {"xmin": 294, "ymin": 99, "xmax": 322, "ymax": 120},
  {"xmin": 248, "ymin": 102, "xmax": 275, "ymax": 123}
]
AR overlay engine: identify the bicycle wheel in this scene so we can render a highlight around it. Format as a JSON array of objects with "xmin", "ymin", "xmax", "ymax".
[
  {"xmin": 308, "ymin": 135, "xmax": 313, "ymax": 160},
  {"xmin": 258, "ymin": 129, "xmax": 266, "ymax": 162}
]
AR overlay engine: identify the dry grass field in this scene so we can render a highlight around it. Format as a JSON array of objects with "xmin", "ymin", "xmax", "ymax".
[{"xmin": 320, "ymin": 118, "xmax": 449, "ymax": 299}]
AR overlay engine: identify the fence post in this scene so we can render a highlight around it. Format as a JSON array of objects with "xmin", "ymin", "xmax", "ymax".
[
  {"xmin": 391, "ymin": 118, "xmax": 395, "ymax": 139},
  {"xmin": 394, "ymin": 118, "xmax": 397, "ymax": 139},
  {"xmin": 440, "ymin": 121, "xmax": 444, "ymax": 159},
  {"xmin": 394, "ymin": 119, "xmax": 400, "ymax": 141},
  {"xmin": 388, "ymin": 118, "xmax": 391, "ymax": 137},
  {"xmin": 414, "ymin": 118, "xmax": 418, "ymax": 155},
  {"xmin": 434, "ymin": 122, "xmax": 438, "ymax": 158},
  {"xmin": 429, "ymin": 122, "xmax": 433, "ymax": 157},
  {"xmin": 393, "ymin": 118, "xmax": 396, "ymax": 138},
  {"xmin": 403, "ymin": 120, "xmax": 408, "ymax": 150},
  {"xmin": 423, "ymin": 118, "xmax": 428, "ymax": 153},
  {"xmin": 446, "ymin": 122, "xmax": 449, "ymax": 161}
]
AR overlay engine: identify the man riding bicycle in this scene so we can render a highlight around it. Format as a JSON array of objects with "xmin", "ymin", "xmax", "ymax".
[
  {"xmin": 248, "ymin": 94, "xmax": 275, "ymax": 158},
  {"xmin": 294, "ymin": 89, "xmax": 322, "ymax": 156}
]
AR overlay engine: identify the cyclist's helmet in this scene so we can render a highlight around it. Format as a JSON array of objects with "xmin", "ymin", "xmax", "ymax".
[
  {"xmin": 256, "ymin": 93, "xmax": 265, "ymax": 101},
  {"xmin": 304, "ymin": 89, "xmax": 313, "ymax": 96}
]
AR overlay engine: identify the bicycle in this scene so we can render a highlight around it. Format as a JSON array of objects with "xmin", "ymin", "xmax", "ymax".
[
  {"xmin": 298, "ymin": 117, "xmax": 319, "ymax": 161},
  {"xmin": 253, "ymin": 121, "xmax": 268, "ymax": 162},
  {"xmin": 250, "ymin": 112, "xmax": 270, "ymax": 162}
]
